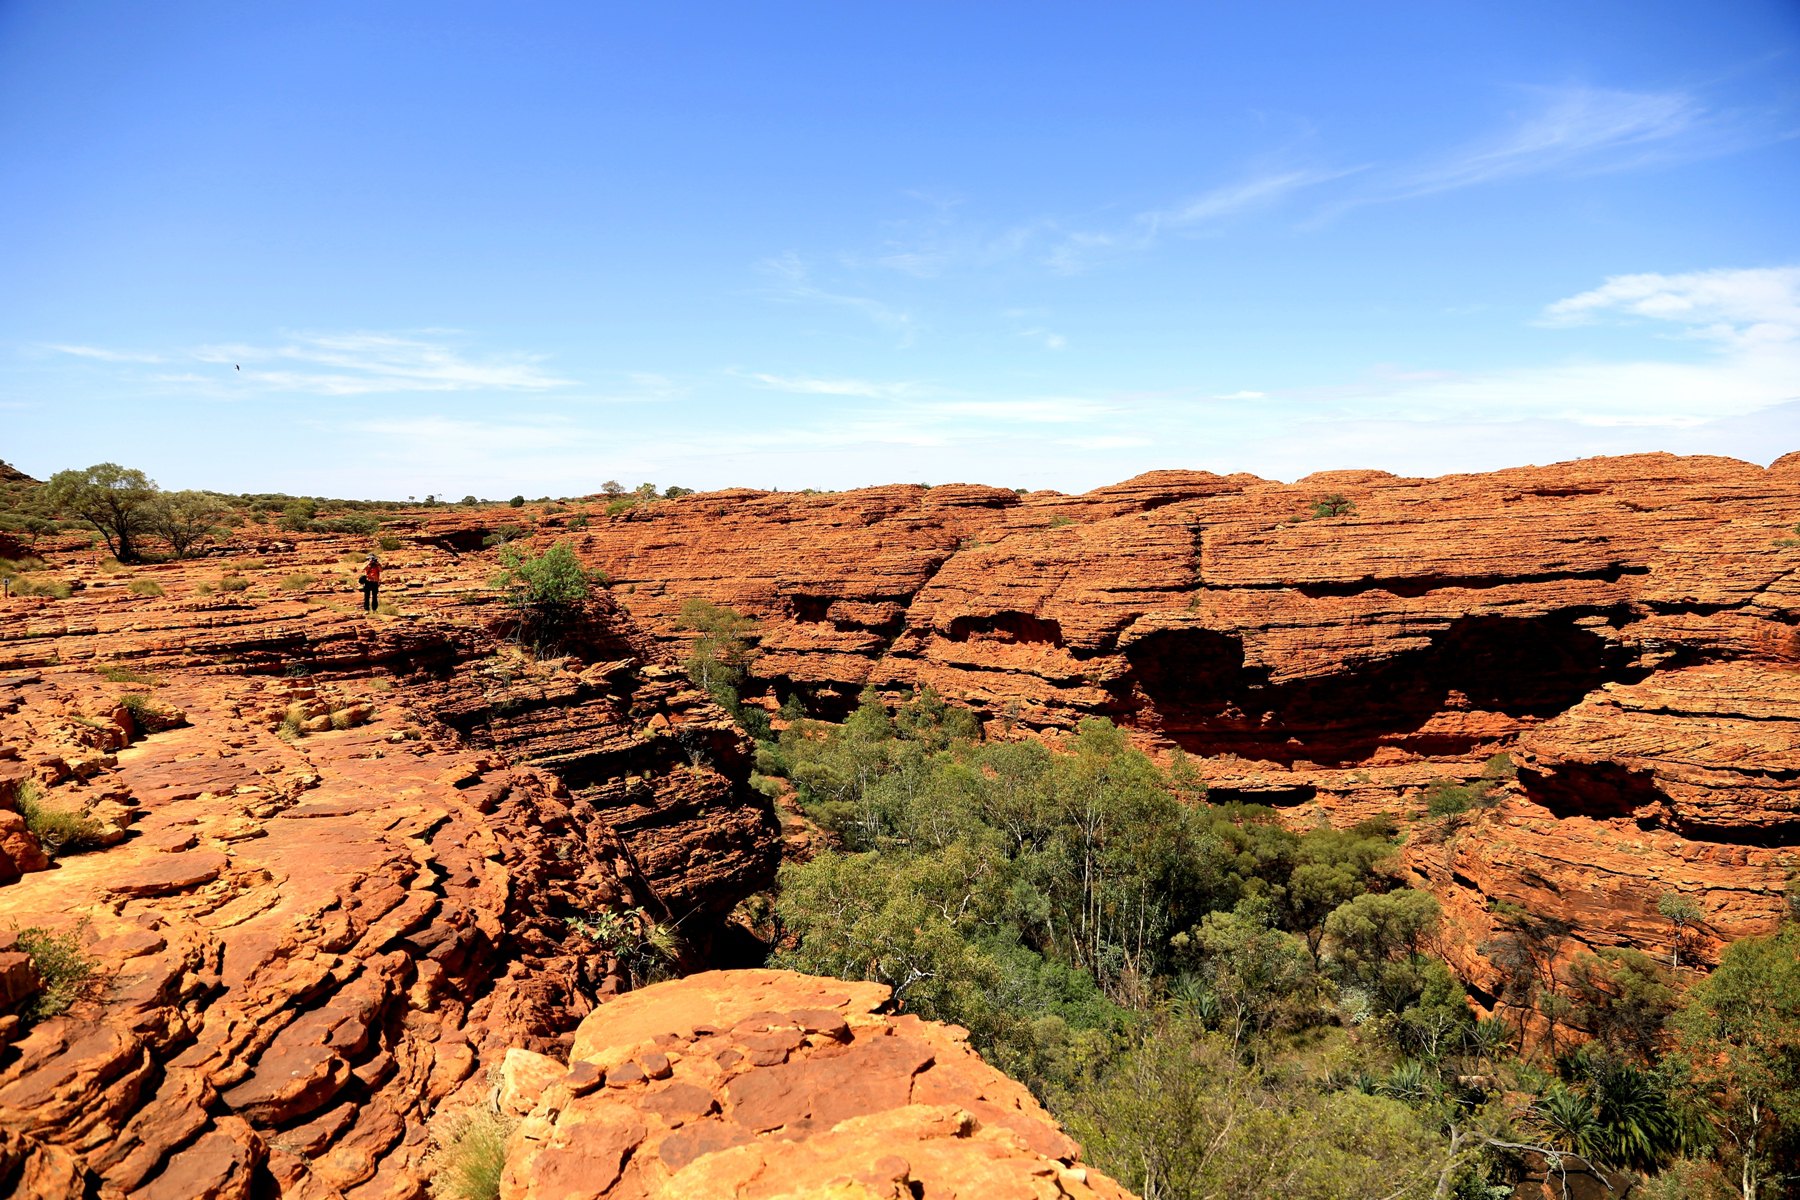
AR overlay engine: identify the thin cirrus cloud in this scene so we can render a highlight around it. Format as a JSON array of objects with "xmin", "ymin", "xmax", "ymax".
[
  {"xmin": 43, "ymin": 343, "xmax": 167, "ymax": 364},
  {"xmin": 48, "ymin": 330, "xmax": 574, "ymax": 396},
  {"xmin": 1308, "ymin": 266, "xmax": 1800, "ymax": 430},
  {"xmin": 739, "ymin": 371, "xmax": 929, "ymax": 399},
  {"xmin": 757, "ymin": 252, "xmax": 917, "ymax": 346},
  {"xmin": 850, "ymin": 82, "xmax": 1775, "ymax": 284},
  {"xmin": 1312, "ymin": 85, "xmax": 1761, "ymax": 223}
]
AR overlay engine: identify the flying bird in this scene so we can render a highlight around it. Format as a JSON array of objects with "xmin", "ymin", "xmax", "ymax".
[{"xmin": 235, "ymin": 364, "xmax": 240, "ymax": 371}]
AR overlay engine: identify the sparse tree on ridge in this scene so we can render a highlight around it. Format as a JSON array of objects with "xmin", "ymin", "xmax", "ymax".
[
  {"xmin": 152, "ymin": 490, "xmax": 229, "ymax": 558},
  {"xmin": 44, "ymin": 463, "xmax": 158, "ymax": 560}
]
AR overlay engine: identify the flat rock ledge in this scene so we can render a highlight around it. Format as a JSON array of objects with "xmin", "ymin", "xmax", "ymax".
[{"xmin": 490, "ymin": 968, "xmax": 1135, "ymax": 1200}]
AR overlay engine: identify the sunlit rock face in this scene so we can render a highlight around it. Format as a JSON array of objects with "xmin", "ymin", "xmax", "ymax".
[
  {"xmin": 0, "ymin": 532, "xmax": 779, "ymax": 1197},
  {"xmin": 494, "ymin": 968, "xmax": 1135, "ymax": 1200},
  {"xmin": 414, "ymin": 452, "xmax": 1800, "ymax": 979}
]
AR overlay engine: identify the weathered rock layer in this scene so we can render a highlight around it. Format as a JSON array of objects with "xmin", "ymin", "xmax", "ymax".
[
  {"xmin": 494, "ymin": 968, "xmax": 1131, "ymax": 1200},
  {"xmin": 422, "ymin": 453, "xmax": 1800, "ymax": 973},
  {"xmin": 0, "ymin": 537, "xmax": 779, "ymax": 1198}
]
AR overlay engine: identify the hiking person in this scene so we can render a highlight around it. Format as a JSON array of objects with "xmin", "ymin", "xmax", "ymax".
[{"xmin": 358, "ymin": 553, "xmax": 382, "ymax": 613}]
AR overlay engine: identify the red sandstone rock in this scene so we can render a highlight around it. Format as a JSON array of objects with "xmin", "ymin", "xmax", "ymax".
[
  {"xmin": 495, "ymin": 969, "xmax": 1133, "ymax": 1200},
  {"xmin": 0, "ymin": 531, "xmax": 780, "ymax": 1198},
  {"xmin": 427, "ymin": 454, "xmax": 1798, "ymax": 987}
]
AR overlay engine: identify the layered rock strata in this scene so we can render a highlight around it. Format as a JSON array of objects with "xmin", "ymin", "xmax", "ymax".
[
  {"xmin": 0, "ymin": 538, "xmax": 779, "ymax": 1198},
  {"xmin": 404, "ymin": 453, "xmax": 1800, "ymax": 973},
  {"xmin": 491, "ymin": 968, "xmax": 1132, "ymax": 1200}
]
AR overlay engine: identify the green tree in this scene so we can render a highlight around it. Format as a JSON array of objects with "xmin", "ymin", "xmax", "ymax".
[
  {"xmin": 44, "ymin": 463, "xmax": 158, "ymax": 560},
  {"xmin": 1066, "ymin": 1021, "xmax": 1451, "ymax": 1200},
  {"xmin": 493, "ymin": 541, "xmax": 596, "ymax": 648},
  {"xmin": 1324, "ymin": 889, "xmax": 1443, "ymax": 1013},
  {"xmin": 773, "ymin": 848, "xmax": 1003, "ymax": 1024},
  {"xmin": 1568, "ymin": 948, "xmax": 1678, "ymax": 1060},
  {"xmin": 1659, "ymin": 892, "xmax": 1706, "ymax": 970},
  {"xmin": 1671, "ymin": 925, "xmax": 1800, "ymax": 1200},
  {"xmin": 151, "ymin": 489, "xmax": 228, "ymax": 558},
  {"xmin": 1172, "ymin": 902, "xmax": 1319, "ymax": 1049},
  {"xmin": 279, "ymin": 498, "xmax": 317, "ymax": 531},
  {"xmin": 676, "ymin": 598, "xmax": 757, "ymax": 698}
]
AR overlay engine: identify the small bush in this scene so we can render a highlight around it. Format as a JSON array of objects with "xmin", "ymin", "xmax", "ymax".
[
  {"xmin": 127, "ymin": 579, "xmax": 164, "ymax": 597},
  {"xmin": 15, "ymin": 925, "xmax": 96, "ymax": 1020},
  {"xmin": 429, "ymin": 1108, "xmax": 514, "ymax": 1200},
  {"xmin": 508, "ymin": 495, "xmax": 525, "ymax": 508},
  {"xmin": 119, "ymin": 692, "xmax": 181, "ymax": 733},
  {"xmin": 279, "ymin": 703, "xmax": 308, "ymax": 739},
  {"xmin": 1048, "ymin": 515, "xmax": 1076, "ymax": 528},
  {"xmin": 378, "ymin": 535, "xmax": 404, "ymax": 552},
  {"xmin": 1310, "ymin": 494, "xmax": 1357, "ymax": 519},
  {"xmin": 194, "ymin": 581, "xmax": 216, "ymax": 595},
  {"xmin": 314, "ymin": 515, "xmax": 379, "ymax": 535},
  {"xmin": 96, "ymin": 664, "xmax": 158, "ymax": 685},
  {"xmin": 17, "ymin": 782, "xmax": 105, "ymax": 857},
  {"xmin": 279, "ymin": 572, "xmax": 318, "ymax": 592},
  {"xmin": 10, "ymin": 575, "xmax": 73, "ymax": 599},
  {"xmin": 495, "ymin": 541, "xmax": 595, "ymax": 616},
  {"xmin": 219, "ymin": 575, "xmax": 250, "ymax": 592},
  {"xmin": 1423, "ymin": 779, "xmax": 1493, "ymax": 818}
]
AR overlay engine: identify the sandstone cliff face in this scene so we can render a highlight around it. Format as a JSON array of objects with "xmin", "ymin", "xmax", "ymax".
[
  {"xmin": 491, "ymin": 969, "xmax": 1132, "ymax": 1200},
  {"xmin": 0, "ymin": 538, "xmax": 779, "ymax": 1197},
  {"xmin": 423, "ymin": 453, "xmax": 1800, "ymax": 979}
]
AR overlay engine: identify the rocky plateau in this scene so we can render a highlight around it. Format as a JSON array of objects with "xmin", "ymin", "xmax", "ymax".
[{"xmin": 0, "ymin": 451, "xmax": 1795, "ymax": 1197}]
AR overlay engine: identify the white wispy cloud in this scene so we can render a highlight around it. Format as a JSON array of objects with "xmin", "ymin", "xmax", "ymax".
[
  {"xmin": 740, "ymin": 371, "xmax": 928, "ymax": 399},
  {"xmin": 1211, "ymin": 390, "xmax": 1267, "ymax": 401},
  {"xmin": 47, "ymin": 329, "xmax": 576, "ymax": 396},
  {"xmin": 193, "ymin": 331, "xmax": 572, "ymax": 394},
  {"xmin": 758, "ymin": 252, "xmax": 917, "ymax": 345},
  {"xmin": 1144, "ymin": 167, "xmax": 1360, "ymax": 234},
  {"xmin": 1406, "ymin": 86, "xmax": 1703, "ymax": 194},
  {"xmin": 1313, "ymin": 84, "xmax": 1770, "ymax": 223},
  {"xmin": 1288, "ymin": 266, "xmax": 1800, "ymax": 430},
  {"xmin": 1541, "ymin": 265, "xmax": 1800, "ymax": 348},
  {"xmin": 45, "ymin": 344, "xmax": 166, "ymax": 363},
  {"xmin": 1017, "ymin": 327, "xmax": 1066, "ymax": 351}
]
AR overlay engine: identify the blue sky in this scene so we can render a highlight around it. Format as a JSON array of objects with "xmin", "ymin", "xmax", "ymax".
[{"xmin": 2, "ymin": 2, "xmax": 1797, "ymax": 497}]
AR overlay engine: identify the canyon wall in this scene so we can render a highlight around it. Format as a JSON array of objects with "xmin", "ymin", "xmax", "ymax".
[
  {"xmin": 410, "ymin": 452, "xmax": 1800, "ymax": 988},
  {"xmin": 2, "ymin": 450, "xmax": 1796, "ymax": 1195},
  {"xmin": 0, "ymin": 541, "xmax": 780, "ymax": 1197}
]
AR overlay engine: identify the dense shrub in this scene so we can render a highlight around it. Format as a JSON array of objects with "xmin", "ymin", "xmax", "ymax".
[
  {"xmin": 16, "ymin": 781, "xmax": 105, "ymax": 857},
  {"xmin": 428, "ymin": 1108, "xmax": 513, "ymax": 1200},
  {"xmin": 14, "ymin": 925, "xmax": 96, "ymax": 1020},
  {"xmin": 119, "ymin": 692, "xmax": 182, "ymax": 733}
]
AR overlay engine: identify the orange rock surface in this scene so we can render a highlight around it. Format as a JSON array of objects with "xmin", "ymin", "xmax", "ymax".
[
  {"xmin": 2, "ymin": 450, "xmax": 1796, "ymax": 1194},
  {"xmin": 493, "ymin": 969, "xmax": 1133, "ymax": 1200},
  {"xmin": 0, "ymin": 533, "xmax": 780, "ymax": 1197},
  {"xmin": 408, "ymin": 452, "xmax": 1800, "ymax": 979}
]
